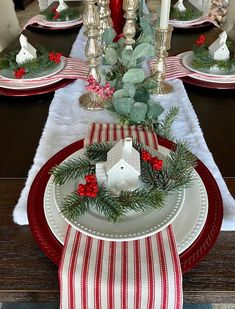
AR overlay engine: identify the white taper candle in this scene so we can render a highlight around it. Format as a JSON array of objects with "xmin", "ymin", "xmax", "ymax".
[{"xmin": 159, "ymin": 0, "xmax": 171, "ymax": 29}]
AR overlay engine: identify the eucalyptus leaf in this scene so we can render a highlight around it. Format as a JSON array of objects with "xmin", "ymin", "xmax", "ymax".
[
  {"xmin": 105, "ymin": 48, "xmax": 117, "ymax": 65},
  {"xmin": 147, "ymin": 101, "xmax": 165, "ymax": 119},
  {"xmin": 122, "ymin": 48, "xmax": 136, "ymax": 68},
  {"xmin": 102, "ymin": 27, "xmax": 117, "ymax": 45},
  {"xmin": 123, "ymin": 82, "xmax": 136, "ymax": 98},
  {"xmin": 113, "ymin": 97, "xmax": 134, "ymax": 116},
  {"xmin": 133, "ymin": 43, "xmax": 155, "ymax": 60},
  {"xmin": 122, "ymin": 68, "xmax": 145, "ymax": 84},
  {"xmin": 130, "ymin": 102, "xmax": 148, "ymax": 123},
  {"xmin": 134, "ymin": 89, "xmax": 150, "ymax": 102},
  {"xmin": 113, "ymin": 88, "xmax": 129, "ymax": 98}
]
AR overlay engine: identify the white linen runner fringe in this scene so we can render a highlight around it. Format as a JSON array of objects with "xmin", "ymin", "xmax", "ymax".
[{"xmin": 13, "ymin": 27, "xmax": 235, "ymax": 230}]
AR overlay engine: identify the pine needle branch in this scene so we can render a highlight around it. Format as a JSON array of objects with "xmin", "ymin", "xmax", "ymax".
[
  {"xmin": 51, "ymin": 157, "xmax": 95, "ymax": 185},
  {"xmin": 84, "ymin": 142, "xmax": 114, "ymax": 161},
  {"xmin": 154, "ymin": 106, "xmax": 179, "ymax": 140}
]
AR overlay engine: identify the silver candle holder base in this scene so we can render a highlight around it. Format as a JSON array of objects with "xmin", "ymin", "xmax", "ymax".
[
  {"xmin": 79, "ymin": 93, "xmax": 104, "ymax": 111},
  {"xmin": 150, "ymin": 26, "xmax": 173, "ymax": 96}
]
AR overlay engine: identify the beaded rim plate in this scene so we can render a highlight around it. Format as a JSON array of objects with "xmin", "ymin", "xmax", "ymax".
[
  {"xmin": 48, "ymin": 146, "xmax": 185, "ymax": 242},
  {"xmin": 27, "ymin": 138, "xmax": 223, "ymax": 273},
  {"xmin": 44, "ymin": 145, "xmax": 208, "ymax": 251}
]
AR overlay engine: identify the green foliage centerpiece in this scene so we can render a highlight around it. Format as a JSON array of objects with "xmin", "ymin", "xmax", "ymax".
[
  {"xmin": 51, "ymin": 140, "xmax": 197, "ymax": 222},
  {"xmin": 101, "ymin": 15, "xmax": 168, "ymax": 129}
]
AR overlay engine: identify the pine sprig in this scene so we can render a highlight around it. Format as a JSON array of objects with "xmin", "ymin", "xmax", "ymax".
[
  {"xmin": 154, "ymin": 107, "xmax": 179, "ymax": 140},
  {"xmin": 0, "ymin": 46, "xmax": 60, "ymax": 78},
  {"xmin": 192, "ymin": 45, "xmax": 235, "ymax": 71},
  {"xmin": 54, "ymin": 139, "xmax": 196, "ymax": 222},
  {"xmin": 51, "ymin": 157, "xmax": 95, "ymax": 185},
  {"xmin": 41, "ymin": 7, "xmax": 81, "ymax": 22},
  {"xmin": 61, "ymin": 191, "xmax": 90, "ymax": 219},
  {"xmin": 61, "ymin": 184, "xmax": 165, "ymax": 222},
  {"xmin": 170, "ymin": 7, "xmax": 202, "ymax": 21},
  {"xmin": 84, "ymin": 142, "xmax": 114, "ymax": 161}
]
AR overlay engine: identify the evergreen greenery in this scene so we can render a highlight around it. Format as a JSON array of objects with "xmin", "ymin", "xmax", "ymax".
[
  {"xmin": 41, "ymin": 6, "xmax": 81, "ymax": 22},
  {"xmin": 0, "ymin": 46, "xmax": 60, "ymax": 78},
  {"xmin": 51, "ymin": 140, "xmax": 197, "ymax": 222},
  {"xmin": 192, "ymin": 44, "xmax": 235, "ymax": 71}
]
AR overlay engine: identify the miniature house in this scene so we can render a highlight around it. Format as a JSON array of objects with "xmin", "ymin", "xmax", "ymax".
[
  {"xmin": 173, "ymin": 0, "xmax": 186, "ymax": 12},
  {"xmin": 15, "ymin": 34, "xmax": 37, "ymax": 65},
  {"xmin": 56, "ymin": 0, "xmax": 68, "ymax": 12},
  {"xmin": 208, "ymin": 31, "xmax": 230, "ymax": 61},
  {"xmin": 96, "ymin": 138, "xmax": 141, "ymax": 193}
]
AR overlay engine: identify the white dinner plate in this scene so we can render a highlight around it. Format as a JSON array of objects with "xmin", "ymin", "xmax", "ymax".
[
  {"xmin": 51, "ymin": 147, "xmax": 185, "ymax": 241},
  {"xmin": 181, "ymin": 51, "xmax": 235, "ymax": 77},
  {"xmin": 169, "ymin": 17, "xmax": 201, "ymax": 25},
  {"xmin": 44, "ymin": 145, "xmax": 208, "ymax": 252},
  {"xmin": 41, "ymin": 15, "xmax": 82, "ymax": 26},
  {"xmin": 0, "ymin": 77, "xmax": 63, "ymax": 90},
  {"xmin": 0, "ymin": 58, "xmax": 65, "ymax": 81}
]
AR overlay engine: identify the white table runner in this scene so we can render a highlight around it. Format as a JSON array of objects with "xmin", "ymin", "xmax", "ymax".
[{"xmin": 13, "ymin": 27, "xmax": 235, "ymax": 231}]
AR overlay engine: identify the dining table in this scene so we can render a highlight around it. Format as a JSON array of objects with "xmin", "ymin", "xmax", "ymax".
[{"xmin": 0, "ymin": 14, "xmax": 235, "ymax": 304}]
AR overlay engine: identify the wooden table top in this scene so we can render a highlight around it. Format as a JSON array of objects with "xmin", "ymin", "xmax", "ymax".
[{"xmin": 0, "ymin": 20, "xmax": 235, "ymax": 303}]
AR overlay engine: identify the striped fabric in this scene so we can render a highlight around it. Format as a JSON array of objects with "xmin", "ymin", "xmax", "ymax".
[
  {"xmin": 149, "ymin": 56, "xmax": 192, "ymax": 80},
  {"xmin": 0, "ymin": 58, "xmax": 89, "ymax": 85},
  {"xmin": 23, "ymin": 15, "xmax": 83, "ymax": 30},
  {"xmin": 59, "ymin": 123, "xmax": 183, "ymax": 309}
]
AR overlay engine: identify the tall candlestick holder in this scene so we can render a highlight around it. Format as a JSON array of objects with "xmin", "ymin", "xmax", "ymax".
[
  {"xmin": 97, "ymin": 0, "xmax": 113, "ymax": 38},
  {"xmin": 150, "ymin": 26, "xmax": 173, "ymax": 96},
  {"xmin": 79, "ymin": 0, "xmax": 104, "ymax": 111},
  {"xmin": 123, "ymin": 0, "xmax": 139, "ymax": 49}
]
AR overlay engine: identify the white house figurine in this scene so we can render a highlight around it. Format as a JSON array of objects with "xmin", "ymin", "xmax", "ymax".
[
  {"xmin": 16, "ymin": 34, "xmax": 37, "ymax": 65},
  {"xmin": 173, "ymin": 0, "xmax": 186, "ymax": 12},
  {"xmin": 56, "ymin": 0, "xmax": 68, "ymax": 12},
  {"xmin": 96, "ymin": 138, "xmax": 141, "ymax": 193},
  {"xmin": 208, "ymin": 31, "xmax": 230, "ymax": 61}
]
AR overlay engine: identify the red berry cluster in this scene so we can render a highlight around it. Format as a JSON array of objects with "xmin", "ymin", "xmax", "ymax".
[
  {"xmin": 53, "ymin": 11, "xmax": 61, "ymax": 20},
  {"xmin": 77, "ymin": 174, "xmax": 99, "ymax": 198},
  {"xmin": 14, "ymin": 67, "xmax": 26, "ymax": 79},
  {"xmin": 141, "ymin": 150, "xmax": 163, "ymax": 171},
  {"xmin": 49, "ymin": 52, "xmax": 62, "ymax": 63},
  {"xmin": 51, "ymin": 6, "xmax": 58, "ymax": 13},
  {"xmin": 196, "ymin": 35, "xmax": 206, "ymax": 46}
]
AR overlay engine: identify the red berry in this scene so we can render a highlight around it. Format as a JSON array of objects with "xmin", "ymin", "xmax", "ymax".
[{"xmin": 141, "ymin": 150, "xmax": 152, "ymax": 162}]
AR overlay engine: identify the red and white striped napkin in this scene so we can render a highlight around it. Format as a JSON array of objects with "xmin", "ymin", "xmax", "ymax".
[
  {"xmin": 59, "ymin": 123, "xmax": 183, "ymax": 309},
  {"xmin": 0, "ymin": 57, "xmax": 89, "ymax": 86},
  {"xmin": 23, "ymin": 15, "xmax": 83, "ymax": 30},
  {"xmin": 149, "ymin": 56, "xmax": 192, "ymax": 80}
]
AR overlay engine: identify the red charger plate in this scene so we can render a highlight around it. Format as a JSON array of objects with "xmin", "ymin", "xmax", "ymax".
[
  {"xmin": 27, "ymin": 137, "xmax": 223, "ymax": 273},
  {"xmin": 0, "ymin": 79, "xmax": 75, "ymax": 96},
  {"xmin": 181, "ymin": 76, "xmax": 235, "ymax": 90}
]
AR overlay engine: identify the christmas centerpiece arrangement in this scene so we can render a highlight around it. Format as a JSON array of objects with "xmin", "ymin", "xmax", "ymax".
[
  {"xmin": 41, "ymin": 0, "xmax": 81, "ymax": 22},
  {"xmin": 51, "ymin": 138, "xmax": 196, "ymax": 222},
  {"xmin": 0, "ymin": 34, "xmax": 63, "ymax": 79},
  {"xmin": 170, "ymin": 0, "xmax": 202, "ymax": 21},
  {"xmin": 191, "ymin": 32, "xmax": 235, "ymax": 72}
]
